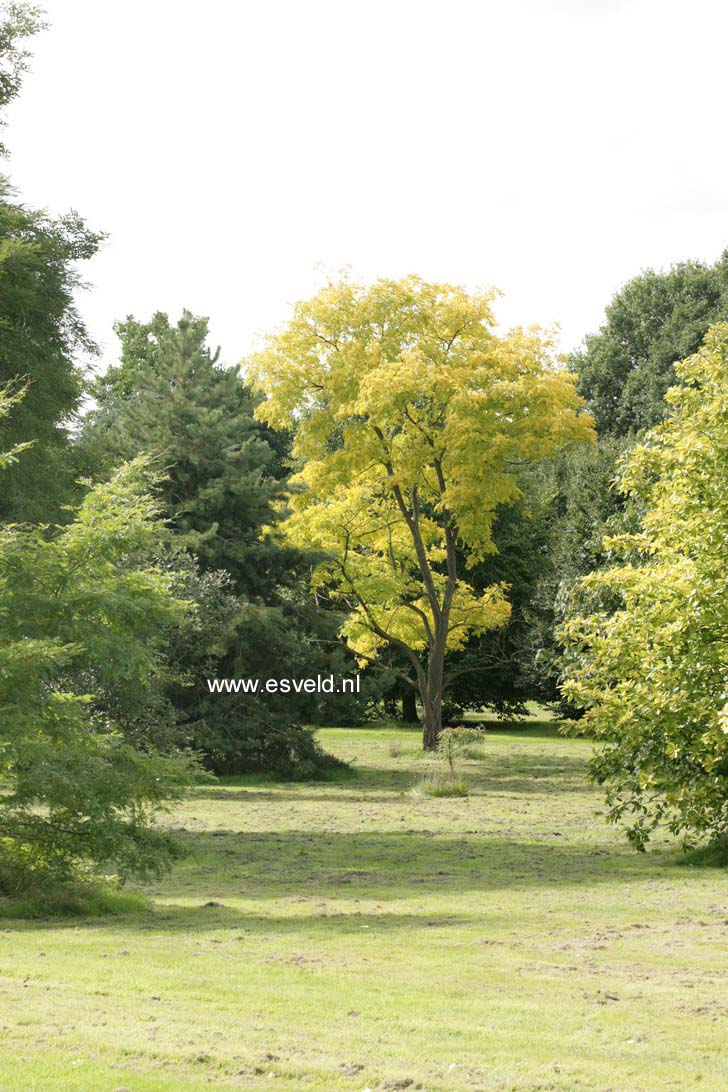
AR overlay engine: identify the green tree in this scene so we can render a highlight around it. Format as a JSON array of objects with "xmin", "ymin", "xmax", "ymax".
[
  {"xmin": 523, "ymin": 436, "xmax": 636, "ymax": 712},
  {"xmin": 0, "ymin": 459, "xmax": 200, "ymax": 891},
  {"xmin": 442, "ymin": 490, "xmax": 556, "ymax": 719},
  {"xmin": 250, "ymin": 275, "xmax": 595, "ymax": 749},
  {"xmin": 0, "ymin": 378, "xmax": 30, "ymax": 470},
  {"xmin": 573, "ymin": 252, "xmax": 728, "ymax": 436},
  {"xmin": 81, "ymin": 311, "xmax": 286, "ymax": 596},
  {"xmin": 0, "ymin": 4, "xmax": 101, "ymax": 522},
  {"xmin": 541, "ymin": 253, "xmax": 728, "ymax": 710},
  {"xmin": 560, "ymin": 324, "xmax": 728, "ymax": 850},
  {"xmin": 0, "ymin": 3, "xmax": 45, "ymax": 152},
  {"xmin": 80, "ymin": 311, "xmax": 362, "ymax": 774},
  {"xmin": 0, "ymin": 194, "xmax": 101, "ymax": 520}
]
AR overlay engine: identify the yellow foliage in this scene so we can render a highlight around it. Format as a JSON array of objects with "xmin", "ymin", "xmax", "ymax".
[{"xmin": 249, "ymin": 274, "xmax": 594, "ymax": 670}]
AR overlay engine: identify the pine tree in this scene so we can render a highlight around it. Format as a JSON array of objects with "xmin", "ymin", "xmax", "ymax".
[
  {"xmin": 79, "ymin": 311, "xmax": 358, "ymax": 775},
  {"xmin": 81, "ymin": 311, "xmax": 288, "ymax": 598}
]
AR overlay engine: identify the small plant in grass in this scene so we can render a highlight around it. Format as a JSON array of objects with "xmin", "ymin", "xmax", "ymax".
[
  {"xmin": 437, "ymin": 725, "xmax": 485, "ymax": 776},
  {"xmin": 409, "ymin": 726, "xmax": 484, "ymax": 797}
]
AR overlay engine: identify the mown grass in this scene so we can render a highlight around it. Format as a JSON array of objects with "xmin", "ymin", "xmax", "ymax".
[{"xmin": 0, "ymin": 719, "xmax": 726, "ymax": 1091}]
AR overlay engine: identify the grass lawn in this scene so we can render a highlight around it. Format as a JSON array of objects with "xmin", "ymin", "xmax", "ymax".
[{"xmin": 1, "ymin": 721, "xmax": 726, "ymax": 1091}]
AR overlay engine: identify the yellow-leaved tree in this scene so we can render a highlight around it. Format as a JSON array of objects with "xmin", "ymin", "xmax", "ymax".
[{"xmin": 249, "ymin": 276, "xmax": 594, "ymax": 749}]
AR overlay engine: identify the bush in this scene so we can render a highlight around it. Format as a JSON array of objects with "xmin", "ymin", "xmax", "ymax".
[
  {"xmin": 0, "ymin": 841, "xmax": 149, "ymax": 918},
  {"xmin": 199, "ymin": 715, "xmax": 348, "ymax": 780},
  {"xmin": 436, "ymin": 725, "xmax": 486, "ymax": 776},
  {"xmin": 0, "ymin": 460, "xmax": 201, "ymax": 891}
]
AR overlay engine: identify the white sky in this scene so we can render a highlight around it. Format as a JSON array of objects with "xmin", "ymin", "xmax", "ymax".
[{"xmin": 5, "ymin": 0, "xmax": 728, "ymax": 370}]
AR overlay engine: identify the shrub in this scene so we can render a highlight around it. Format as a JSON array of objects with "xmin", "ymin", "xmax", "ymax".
[
  {"xmin": 0, "ymin": 460, "xmax": 201, "ymax": 892},
  {"xmin": 436, "ymin": 725, "xmax": 486, "ymax": 776},
  {"xmin": 199, "ymin": 715, "xmax": 348, "ymax": 780}
]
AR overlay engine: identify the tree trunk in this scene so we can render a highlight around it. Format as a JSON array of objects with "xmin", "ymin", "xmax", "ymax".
[
  {"xmin": 421, "ymin": 704, "xmax": 440, "ymax": 750},
  {"xmin": 420, "ymin": 635, "xmax": 446, "ymax": 750},
  {"xmin": 401, "ymin": 682, "xmax": 419, "ymax": 724}
]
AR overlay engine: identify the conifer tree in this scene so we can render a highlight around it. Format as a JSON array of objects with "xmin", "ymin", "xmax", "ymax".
[{"xmin": 82, "ymin": 311, "xmax": 288, "ymax": 597}]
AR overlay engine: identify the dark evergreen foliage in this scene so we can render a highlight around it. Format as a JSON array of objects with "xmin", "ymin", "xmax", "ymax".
[{"xmin": 573, "ymin": 251, "xmax": 728, "ymax": 436}]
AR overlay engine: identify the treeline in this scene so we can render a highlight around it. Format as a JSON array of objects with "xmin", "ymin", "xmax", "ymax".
[
  {"xmin": 0, "ymin": 9, "xmax": 355, "ymax": 898},
  {"xmin": 1, "ymin": 5, "xmax": 726, "ymax": 898}
]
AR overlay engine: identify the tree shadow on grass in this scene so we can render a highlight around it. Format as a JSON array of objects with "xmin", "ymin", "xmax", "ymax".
[
  {"xmin": 154, "ymin": 827, "xmax": 668, "ymax": 903},
  {"xmin": 2, "ymin": 903, "xmax": 523, "ymax": 937},
  {"xmin": 3, "ymin": 828, "xmax": 678, "ymax": 933},
  {"xmin": 193, "ymin": 749, "xmax": 595, "ymax": 804}
]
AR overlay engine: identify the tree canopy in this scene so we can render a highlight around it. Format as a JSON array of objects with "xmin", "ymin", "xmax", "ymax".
[
  {"xmin": 573, "ymin": 251, "xmax": 728, "ymax": 436},
  {"xmin": 81, "ymin": 310, "xmax": 288, "ymax": 596},
  {"xmin": 79, "ymin": 310, "xmax": 363, "ymax": 775},
  {"xmin": 0, "ymin": 2, "xmax": 101, "ymax": 520},
  {"xmin": 250, "ymin": 275, "xmax": 595, "ymax": 747},
  {"xmin": 561, "ymin": 323, "xmax": 728, "ymax": 849},
  {"xmin": 0, "ymin": 2, "xmax": 45, "ymax": 152},
  {"xmin": 0, "ymin": 459, "xmax": 200, "ymax": 889}
]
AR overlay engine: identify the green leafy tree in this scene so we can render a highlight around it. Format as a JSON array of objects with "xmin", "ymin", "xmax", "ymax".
[
  {"xmin": 0, "ymin": 3, "xmax": 45, "ymax": 152},
  {"xmin": 0, "ymin": 459, "xmax": 200, "ymax": 891},
  {"xmin": 436, "ymin": 725, "xmax": 485, "ymax": 777},
  {"xmin": 0, "ymin": 195, "xmax": 102, "ymax": 521},
  {"xmin": 0, "ymin": 378, "xmax": 31, "ymax": 469},
  {"xmin": 168, "ymin": 584, "xmax": 350, "ymax": 778},
  {"xmin": 539, "ymin": 253, "xmax": 728, "ymax": 707},
  {"xmin": 250, "ymin": 275, "xmax": 595, "ymax": 749},
  {"xmin": 0, "ymin": 4, "xmax": 101, "ymax": 522},
  {"xmin": 573, "ymin": 252, "xmax": 728, "ymax": 436},
  {"xmin": 442, "ymin": 492, "xmax": 556, "ymax": 718},
  {"xmin": 560, "ymin": 324, "xmax": 728, "ymax": 850},
  {"xmin": 523, "ymin": 436, "xmax": 637, "ymax": 712}
]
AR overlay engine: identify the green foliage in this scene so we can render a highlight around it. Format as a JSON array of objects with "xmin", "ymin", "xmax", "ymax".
[
  {"xmin": 0, "ymin": 864, "xmax": 149, "ymax": 919},
  {"xmin": 0, "ymin": 192, "xmax": 100, "ymax": 521},
  {"xmin": 561, "ymin": 324, "xmax": 728, "ymax": 849},
  {"xmin": 435, "ymin": 725, "xmax": 485, "ymax": 776},
  {"xmin": 80, "ymin": 311, "xmax": 364, "ymax": 772},
  {"xmin": 444, "ymin": 493, "xmax": 556, "ymax": 716},
  {"xmin": 526, "ymin": 252, "xmax": 728, "ymax": 706},
  {"xmin": 0, "ymin": 378, "xmax": 31, "ymax": 469},
  {"xmin": 522, "ymin": 436, "xmax": 637, "ymax": 711},
  {"xmin": 81, "ymin": 311, "xmax": 289, "ymax": 596},
  {"xmin": 0, "ymin": 459, "xmax": 201, "ymax": 890},
  {"xmin": 167, "ymin": 588, "xmax": 353, "ymax": 777},
  {"xmin": 523, "ymin": 251, "xmax": 728, "ymax": 707},
  {"xmin": 543, "ymin": 251, "xmax": 728, "ymax": 709},
  {"xmin": 0, "ymin": 4, "xmax": 100, "ymax": 522},
  {"xmin": 0, "ymin": 3, "xmax": 46, "ymax": 153},
  {"xmin": 573, "ymin": 251, "xmax": 728, "ymax": 436},
  {"xmin": 200, "ymin": 715, "xmax": 347, "ymax": 780}
]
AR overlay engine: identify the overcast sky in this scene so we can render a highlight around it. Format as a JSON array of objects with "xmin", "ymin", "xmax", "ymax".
[{"xmin": 5, "ymin": 0, "xmax": 728, "ymax": 371}]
